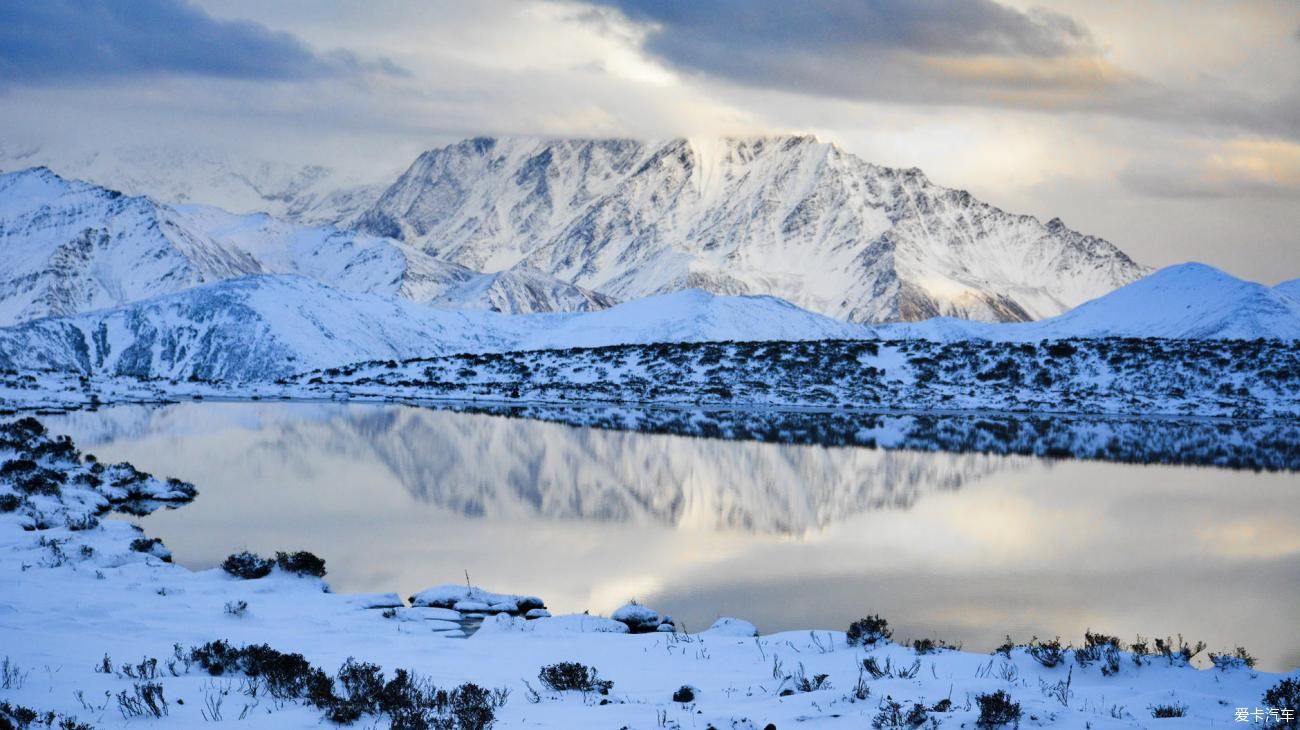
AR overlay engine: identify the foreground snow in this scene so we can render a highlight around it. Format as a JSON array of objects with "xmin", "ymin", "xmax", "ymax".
[{"xmin": 0, "ymin": 418, "xmax": 1295, "ymax": 729}]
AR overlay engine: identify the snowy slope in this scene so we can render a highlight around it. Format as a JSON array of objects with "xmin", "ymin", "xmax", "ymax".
[
  {"xmin": 0, "ymin": 142, "xmax": 387, "ymax": 226},
  {"xmin": 0, "ymin": 169, "xmax": 612, "ymax": 322},
  {"xmin": 883, "ymin": 263, "xmax": 1300, "ymax": 341},
  {"xmin": 172, "ymin": 204, "xmax": 613, "ymax": 313},
  {"xmin": 519, "ymin": 289, "xmax": 868, "ymax": 350},
  {"xmin": 0, "ymin": 276, "xmax": 526, "ymax": 381},
  {"xmin": 0, "ymin": 167, "xmax": 263, "ymax": 325},
  {"xmin": 0, "ymin": 281, "xmax": 868, "ymax": 380},
  {"xmin": 357, "ymin": 136, "xmax": 1149, "ymax": 324}
]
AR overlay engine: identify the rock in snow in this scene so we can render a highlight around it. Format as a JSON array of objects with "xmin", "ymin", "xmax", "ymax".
[
  {"xmin": 707, "ymin": 617, "xmax": 760, "ymax": 637},
  {"xmin": 408, "ymin": 584, "xmax": 545, "ymax": 613},
  {"xmin": 611, "ymin": 602, "xmax": 663, "ymax": 633}
]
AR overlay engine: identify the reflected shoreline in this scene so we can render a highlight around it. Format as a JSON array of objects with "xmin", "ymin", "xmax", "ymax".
[{"xmin": 36, "ymin": 395, "xmax": 1300, "ymax": 471}]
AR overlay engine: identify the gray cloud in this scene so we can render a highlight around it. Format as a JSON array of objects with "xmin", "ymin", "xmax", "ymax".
[
  {"xmin": 0, "ymin": 0, "xmax": 403, "ymax": 85},
  {"xmin": 576, "ymin": 0, "xmax": 1107, "ymax": 102},
  {"xmin": 600, "ymin": 0, "xmax": 1093, "ymax": 58}
]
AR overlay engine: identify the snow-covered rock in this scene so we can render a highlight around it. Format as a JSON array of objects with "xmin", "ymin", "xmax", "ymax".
[
  {"xmin": 706, "ymin": 617, "xmax": 760, "ymax": 637},
  {"xmin": 611, "ymin": 602, "xmax": 661, "ymax": 633},
  {"xmin": 408, "ymin": 584, "xmax": 546, "ymax": 613},
  {"xmin": 357, "ymin": 136, "xmax": 1148, "ymax": 324}
]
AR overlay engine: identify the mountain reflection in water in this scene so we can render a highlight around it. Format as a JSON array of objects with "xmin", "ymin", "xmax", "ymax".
[{"xmin": 44, "ymin": 401, "xmax": 1300, "ymax": 671}]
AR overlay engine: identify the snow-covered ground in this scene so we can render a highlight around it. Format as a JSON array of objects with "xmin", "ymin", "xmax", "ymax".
[{"xmin": 1, "ymin": 417, "xmax": 1295, "ymax": 729}]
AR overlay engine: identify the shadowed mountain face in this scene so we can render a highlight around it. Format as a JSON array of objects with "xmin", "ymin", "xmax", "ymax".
[{"xmin": 357, "ymin": 136, "xmax": 1148, "ymax": 324}]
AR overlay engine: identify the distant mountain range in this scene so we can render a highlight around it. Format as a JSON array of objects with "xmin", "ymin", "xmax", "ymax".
[
  {"xmin": 880, "ymin": 263, "xmax": 1300, "ymax": 342},
  {"xmin": 0, "ymin": 262, "xmax": 1293, "ymax": 382},
  {"xmin": 355, "ymin": 136, "xmax": 1148, "ymax": 324},
  {"xmin": 0, "ymin": 138, "xmax": 1294, "ymax": 386},
  {"xmin": 4, "ymin": 136, "xmax": 1149, "ymax": 325},
  {"xmin": 0, "ymin": 142, "xmax": 384, "ymax": 227},
  {"xmin": 0, "ymin": 167, "xmax": 609, "ymax": 326}
]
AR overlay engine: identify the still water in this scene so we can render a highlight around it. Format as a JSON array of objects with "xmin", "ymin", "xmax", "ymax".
[{"xmin": 46, "ymin": 402, "xmax": 1300, "ymax": 670}]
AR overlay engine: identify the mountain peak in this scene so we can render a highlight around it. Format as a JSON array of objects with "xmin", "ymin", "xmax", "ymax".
[{"xmin": 357, "ymin": 135, "xmax": 1148, "ymax": 324}]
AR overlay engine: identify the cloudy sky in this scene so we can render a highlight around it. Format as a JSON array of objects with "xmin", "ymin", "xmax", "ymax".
[{"xmin": 1, "ymin": 0, "xmax": 1297, "ymax": 282}]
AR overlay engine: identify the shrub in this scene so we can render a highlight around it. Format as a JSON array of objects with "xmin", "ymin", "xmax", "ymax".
[
  {"xmin": 221, "ymin": 551, "xmax": 273, "ymax": 579},
  {"xmin": 1154, "ymin": 635, "xmax": 1205, "ymax": 667},
  {"xmin": 537, "ymin": 662, "xmax": 613, "ymax": 695},
  {"xmin": 275, "ymin": 550, "xmax": 327, "ymax": 577},
  {"xmin": 1209, "ymin": 647, "xmax": 1256, "ymax": 670},
  {"xmin": 1149, "ymin": 703, "xmax": 1188, "ymax": 718},
  {"xmin": 185, "ymin": 641, "xmax": 506, "ymax": 727},
  {"xmin": 1027, "ymin": 636, "xmax": 1066, "ymax": 668},
  {"xmin": 975, "ymin": 690, "xmax": 1022, "ymax": 727},
  {"xmin": 0, "ymin": 701, "xmax": 93, "ymax": 730},
  {"xmin": 911, "ymin": 638, "xmax": 956, "ymax": 655},
  {"xmin": 224, "ymin": 600, "xmax": 248, "ymax": 617},
  {"xmin": 0, "ymin": 494, "xmax": 22, "ymax": 512},
  {"xmin": 1263, "ymin": 678, "xmax": 1300, "ymax": 728},
  {"xmin": 672, "ymin": 686, "xmax": 695, "ymax": 703},
  {"xmin": 116, "ymin": 681, "xmax": 167, "ymax": 718},
  {"xmin": 1075, "ymin": 631, "xmax": 1122, "ymax": 675},
  {"xmin": 847, "ymin": 614, "xmax": 892, "ymax": 646}
]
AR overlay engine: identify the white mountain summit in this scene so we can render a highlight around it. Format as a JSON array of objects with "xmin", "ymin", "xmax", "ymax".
[
  {"xmin": 0, "ymin": 167, "xmax": 610, "ymax": 326},
  {"xmin": 357, "ymin": 135, "xmax": 1150, "ymax": 324}
]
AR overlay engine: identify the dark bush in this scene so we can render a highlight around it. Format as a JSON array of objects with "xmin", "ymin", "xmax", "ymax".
[
  {"xmin": 672, "ymin": 686, "xmax": 695, "ymax": 703},
  {"xmin": 0, "ymin": 700, "xmax": 93, "ymax": 730},
  {"xmin": 1209, "ymin": 647, "xmax": 1256, "ymax": 670},
  {"xmin": 221, "ymin": 551, "xmax": 273, "ymax": 579},
  {"xmin": 1154, "ymin": 635, "xmax": 1205, "ymax": 667},
  {"xmin": 130, "ymin": 537, "xmax": 165, "ymax": 554},
  {"xmin": 0, "ymin": 494, "xmax": 20, "ymax": 512},
  {"xmin": 1149, "ymin": 704, "xmax": 1188, "ymax": 718},
  {"xmin": 185, "ymin": 641, "xmax": 506, "ymax": 728},
  {"xmin": 1264, "ymin": 678, "xmax": 1300, "ymax": 728},
  {"xmin": 1046, "ymin": 342, "xmax": 1078, "ymax": 358},
  {"xmin": 275, "ymin": 550, "xmax": 327, "ymax": 577},
  {"xmin": 1027, "ymin": 636, "xmax": 1066, "ymax": 668},
  {"xmin": 537, "ymin": 662, "xmax": 613, "ymax": 695},
  {"xmin": 1075, "ymin": 631, "xmax": 1122, "ymax": 675},
  {"xmin": 975, "ymin": 690, "xmax": 1022, "ymax": 727},
  {"xmin": 0, "ymin": 459, "xmax": 38, "ymax": 478},
  {"xmin": 847, "ymin": 614, "xmax": 892, "ymax": 646}
]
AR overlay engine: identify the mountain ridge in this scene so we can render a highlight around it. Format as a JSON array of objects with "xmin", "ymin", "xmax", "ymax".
[
  {"xmin": 356, "ymin": 135, "xmax": 1150, "ymax": 324},
  {"xmin": 0, "ymin": 167, "xmax": 611, "ymax": 324}
]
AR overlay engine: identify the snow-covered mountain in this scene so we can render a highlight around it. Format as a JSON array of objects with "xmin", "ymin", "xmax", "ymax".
[
  {"xmin": 885, "ymin": 263, "xmax": 1300, "ymax": 341},
  {"xmin": 0, "ymin": 168, "xmax": 610, "ymax": 324},
  {"xmin": 0, "ymin": 143, "xmax": 386, "ymax": 226},
  {"xmin": 0, "ymin": 278, "xmax": 866, "ymax": 380},
  {"xmin": 0, "ymin": 167, "xmax": 262, "ymax": 325},
  {"xmin": 518, "ymin": 289, "xmax": 866, "ymax": 350},
  {"xmin": 0, "ymin": 275, "xmax": 526, "ymax": 381},
  {"xmin": 172, "ymin": 204, "xmax": 614, "ymax": 314},
  {"xmin": 356, "ymin": 136, "xmax": 1149, "ymax": 324}
]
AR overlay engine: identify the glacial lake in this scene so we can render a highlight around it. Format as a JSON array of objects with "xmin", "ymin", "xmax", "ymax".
[{"xmin": 45, "ymin": 401, "xmax": 1300, "ymax": 671}]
